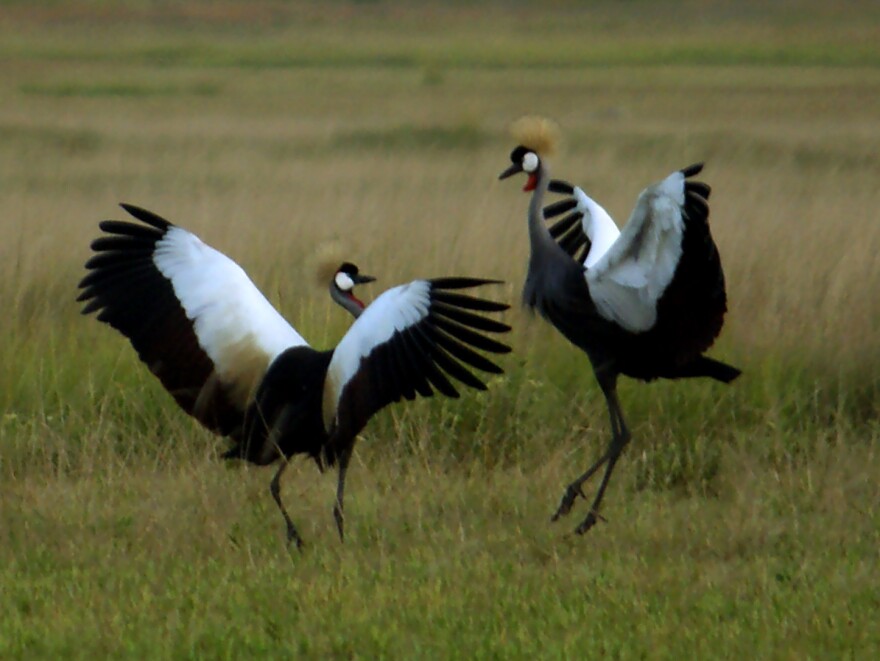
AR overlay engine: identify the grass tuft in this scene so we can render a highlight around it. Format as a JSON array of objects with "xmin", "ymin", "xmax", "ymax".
[
  {"xmin": 332, "ymin": 123, "xmax": 491, "ymax": 152},
  {"xmin": 20, "ymin": 80, "xmax": 222, "ymax": 98}
]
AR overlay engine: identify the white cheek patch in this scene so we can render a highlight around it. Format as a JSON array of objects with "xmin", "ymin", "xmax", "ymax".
[
  {"xmin": 335, "ymin": 272, "xmax": 355, "ymax": 291},
  {"xmin": 522, "ymin": 151, "xmax": 539, "ymax": 173}
]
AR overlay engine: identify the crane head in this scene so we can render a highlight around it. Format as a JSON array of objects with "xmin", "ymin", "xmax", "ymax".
[
  {"xmin": 499, "ymin": 145, "xmax": 541, "ymax": 192},
  {"xmin": 333, "ymin": 262, "xmax": 376, "ymax": 310},
  {"xmin": 500, "ymin": 115, "xmax": 559, "ymax": 191}
]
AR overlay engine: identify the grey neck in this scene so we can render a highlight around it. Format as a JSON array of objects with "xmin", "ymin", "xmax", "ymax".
[
  {"xmin": 527, "ymin": 164, "xmax": 564, "ymax": 262},
  {"xmin": 330, "ymin": 284, "xmax": 364, "ymax": 319},
  {"xmin": 522, "ymin": 161, "xmax": 576, "ymax": 310}
]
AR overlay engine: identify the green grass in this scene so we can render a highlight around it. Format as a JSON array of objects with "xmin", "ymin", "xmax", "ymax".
[
  {"xmin": 7, "ymin": 33, "xmax": 880, "ymax": 70},
  {"xmin": 19, "ymin": 80, "xmax": 222, "ymax": 98},
  {"xmin": 3, "ymin": 0, "xmax": 880, "ymax": 70},
  {"xmin": 2, "ymin": 445, "xmax": 878, "ymax": 658},
  {"xmin": 0, "ymin": 123, "xmax": 102, "ymax": 155}
]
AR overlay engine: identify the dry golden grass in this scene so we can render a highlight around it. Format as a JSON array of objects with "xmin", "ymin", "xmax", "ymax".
[
  {"xmin": 2, "ymin": 2, "xmax": 880, "ymax": 657},
  {"xmin": 4, "ymin": 63, "xmax": 880, "ymax": 378}
]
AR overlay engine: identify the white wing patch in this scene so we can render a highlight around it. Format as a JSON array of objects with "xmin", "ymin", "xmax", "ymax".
[
  {"xmin": 322, "ymin": 280, "xmax": 432, "ymax": 430},
  {"xmin": 152, "ymin": 227, "xmax": 308, "ymax": 407},
  {"xmin": 572, "ymin": 186, "xmax": 620, "ymax": 268},
  {"xmin": 585, "ymin": 171, "xmax": 686, "ymax": 332}
]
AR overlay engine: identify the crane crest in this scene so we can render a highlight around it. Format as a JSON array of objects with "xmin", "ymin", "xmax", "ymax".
[
  {"xmin": 509, "ymin": 115, "xmax": 560, "ymax": 156},
  {"xmin": 311, "ymin": 240, "xmax": 350, "ymax": 287}
]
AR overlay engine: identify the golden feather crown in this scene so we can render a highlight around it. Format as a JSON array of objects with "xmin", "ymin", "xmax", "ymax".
[
  {"xmin": 310, "ymin": 240, "xmax": 349, "ymax": 287},
  {"xmin": 509, "ymin": 116, "xmax": 560, "ymax": 156}
]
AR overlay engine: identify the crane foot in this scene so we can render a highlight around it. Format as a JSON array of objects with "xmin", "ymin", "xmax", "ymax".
[
  {"xmin": 551, "ymin": 483, "xmax": 586, "ymax": 521},
  {"xmin": 286, "ymin": 524, "xmax": 305, "ymax": 551},
  {"xmin": 333, "ymin": 505, "xmax": 345, "ymax": 543},
  {"xmin": 574, "ymin": 510, "xmax": 607, "ymax": 535}
]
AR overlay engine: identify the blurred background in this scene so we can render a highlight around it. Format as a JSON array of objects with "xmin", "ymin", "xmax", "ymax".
[{"xmin": 3, "ymin": 0, "xmax": 878, "ymax": 467}]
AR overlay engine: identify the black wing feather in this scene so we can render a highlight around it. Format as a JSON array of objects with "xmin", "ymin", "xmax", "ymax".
[
  {"xmin": 543, "ymin": 198, "xmax": 578, "ymax": 220},
  {"xmin": 684, "ymin": 191, "xmax": 710, "ymax": 221},
  {"xmin": 89, "ymin": 235, "xmax": 157, "ymax": 253},
  {"xmin": 78, "ymin": 204, "xmax": 244, "ymax": 437},
  {"xmin": 427, "ymin": 277, "xmax": 503, "ymax": 290},
  {"xmin": 559, "ymin": 229, "xmax": 588, "ymax": 257},
  {"xmin": 432, "ymin": 301, "xmax": 511, "ymax": 334},
  {"xmin": 409, "ymin": 328, "xmax": 459, "ymax": 397},
  {"xmin": 426, "ymin": 325, "xmax": 505, "ymax": 375},
  {"xmin": 431, "ymin": 291, "xmax": 508, "ymax": 313},
  {"xmin": 680, "ymin": 162, "xmax": 704, "ymax": 178},
  {"xmin": 78, "ymin": 261, "xmax": 155, "ymax": 294},
  {"xmin": 398, "ymin": 331, "xmax": 436, "ymax": 398},
  {"xmin": 331, "ymin": 280, "xmax": 510, "ymax": 439},
  {"xmin": 548, "ymin": 180, "xmax": 575, "ymax": 195},
  {"xmin": 427, "ymin": 344, "xmax": 485, "ymax": 392},
  {"xmin": 432, "ymin": 315, "xmax": 512, "ymax": 354},
  {"xmin": 97, "ymin": 219, "xmax": 165, "ymax": 240},
  {"xmin": 118, "ymin": 203, "xmax": 172, "ymax": 230},
  {"xmin": 686, "ymin": 181, "xmax": 711, "ymax": 200},
  {"xmin": 548, "ymin": 212, "xmax": 583, "ymax": 239}
]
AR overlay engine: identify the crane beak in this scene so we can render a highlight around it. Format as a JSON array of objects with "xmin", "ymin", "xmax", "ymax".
[
  {"xmin": 498, "ymin": 163, "xmax": 522, "ymax": 180},
  {"xmin": 354, "ymin": 274, "xmax": 376, "ymax": 284}
]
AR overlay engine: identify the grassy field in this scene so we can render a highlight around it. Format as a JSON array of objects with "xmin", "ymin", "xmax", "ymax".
[{"xmin": 2, "ymin": 1, "xmax": 879, "ymax": 657}]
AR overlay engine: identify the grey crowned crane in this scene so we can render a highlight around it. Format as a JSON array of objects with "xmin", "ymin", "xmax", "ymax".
[
  {"xmin": 77, "ymin": 204, "xmax": 511, "ymax": 548},
  {"xmin": 499, "ymin": 117, "xmax": 740, "ymax": 536}
]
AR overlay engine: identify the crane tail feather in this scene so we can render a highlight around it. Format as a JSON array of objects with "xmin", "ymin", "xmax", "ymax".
[{"xmin": 673, "ymin": 356, "xmax": 741, "ymax": 384}]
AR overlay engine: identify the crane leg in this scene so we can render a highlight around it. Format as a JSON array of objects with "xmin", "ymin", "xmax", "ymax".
[
  {"xmin": 551, "ymin": 448, "xmax": 612, "ymax": 521},
  {"xmin": 332, "ymin": 446, "xmax": 354, "ymax": 543},
  {"xmin": 270, "ymin": 459, "xmax": 304, "ymax": 550},
  {"xmin": 551, "ymin": 370, "xmax": 622, "ymax": 521},
  {"xmin": 574, "ymin": 374, "xmax": 631, "ymax": 535}
]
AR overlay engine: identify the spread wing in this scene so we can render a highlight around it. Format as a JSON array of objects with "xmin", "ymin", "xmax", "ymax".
[
  {"xmin": 322, "ymin": 278, "xmax": 511, "ymax": 438},
  {"xmin": 77, "ymin": 203, "xmax": 308, "ymax": 437},
  {"xmin": 544, "ymin": 181, "xmax": 620, "ymax": 267},
  {"xmin": 584, "ymin": 163, "xmax": 710, "ymax": 333}
]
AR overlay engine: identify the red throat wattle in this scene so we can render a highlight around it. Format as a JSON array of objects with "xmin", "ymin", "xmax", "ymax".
[
  {"xmin": 348, "ymin": 293, "xmax": 366, "ymax": 309},
  {"xmin": 523, "ymin": 174, "xmax": 538, "ymax": 192}
]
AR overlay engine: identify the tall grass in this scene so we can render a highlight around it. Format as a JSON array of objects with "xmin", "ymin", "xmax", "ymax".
[{"xmin": 2, "ymin": 62, "xmax": 878, "ymax": 474}]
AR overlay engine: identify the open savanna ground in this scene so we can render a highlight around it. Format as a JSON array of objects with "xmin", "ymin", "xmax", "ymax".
[{"xmin": 1, "ymin": 1, "xmax": 879, "ymax": 658}]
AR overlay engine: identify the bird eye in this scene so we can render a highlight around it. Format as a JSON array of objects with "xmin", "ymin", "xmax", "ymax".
[
  {"xmin": 335, "ymin": 272, "xmax": 355, "ymax": 291},
  {"xmin": 522, "ymin": 152, "xmax": 539, "ymax": 173}
]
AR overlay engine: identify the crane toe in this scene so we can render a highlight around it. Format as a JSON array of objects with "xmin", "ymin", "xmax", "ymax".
[
  {"xmin": 574, "ymin": 510, "xmax": 607, "ymax": 535},
  {"xmin": 286, "ymin": 525, "xmax": 305, "ymax": 550},
  {"xmin": 551, "ymin": 482, "xmax": 587, "ymax": 521}
]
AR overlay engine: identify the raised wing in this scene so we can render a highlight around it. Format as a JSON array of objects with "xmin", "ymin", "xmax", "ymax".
[
  {"xmin": 584, "ymin": 164, "xmax": 711, "ymax": 333},
  {"xmin": 322, "ymin": 278, "xmax": 511, "ymax": 438},
  {"xmin": 77, "ymin": 204, "xmax": 307, "ymax": 436},
  {"xmin": 544, "ymin": 181, "xmax": 621, "ymax": 268}
]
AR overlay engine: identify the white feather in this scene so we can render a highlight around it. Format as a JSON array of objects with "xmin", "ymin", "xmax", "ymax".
[
  {"xmin": 152, "ymin": 227, "xmax": 308, "ymax": 404},
  {"xmin": 571, "ymin": 187, "xmax": 620, "ymax": 268},
  {"xmin": 585, "ymin": 170, "xmax": 686, "ymax": 332},
  {"xmin": 323, "ymin": 280, "xmax": 431, "ymax": 427}
]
